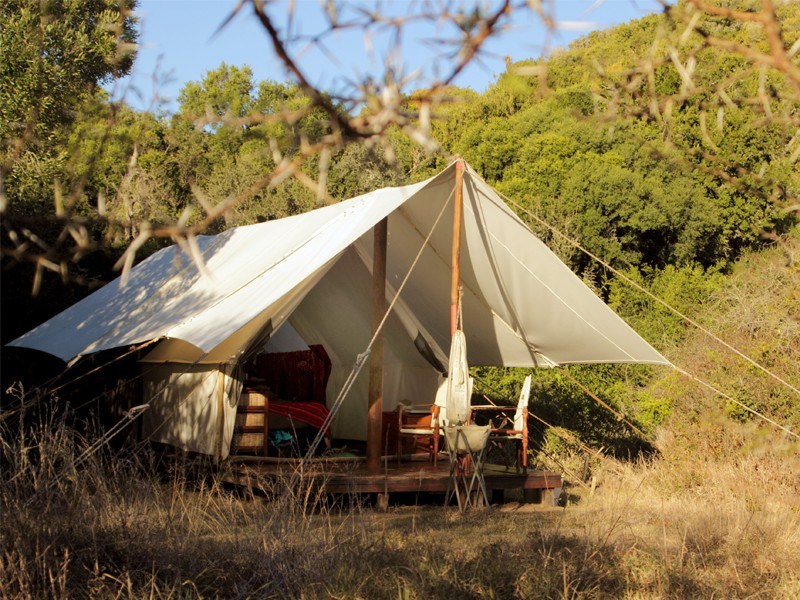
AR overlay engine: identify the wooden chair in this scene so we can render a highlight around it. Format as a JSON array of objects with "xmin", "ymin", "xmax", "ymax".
[
  {"xmin": 396, "ymin": 380, "xmax": 448, "ymax": 466},
  {"xmin": 471, "ymin": 374, "xmax": 532, "ymax": 473}
]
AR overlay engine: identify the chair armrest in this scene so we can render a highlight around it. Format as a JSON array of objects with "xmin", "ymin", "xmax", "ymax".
[{"xmin": 404, "ymin": 403, "xmax": 436, "ymax": 414}]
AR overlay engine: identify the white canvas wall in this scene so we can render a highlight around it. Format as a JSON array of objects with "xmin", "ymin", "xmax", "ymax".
[
  {"xmin": 141, "ymin": 363, "xmax": 242, "ymax": 458},
  {"xmin": 288, "ymin": 248, "xmax": 440, "ymax": 440}
]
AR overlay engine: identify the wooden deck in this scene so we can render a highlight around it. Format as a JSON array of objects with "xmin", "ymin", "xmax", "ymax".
[{"xmin": 222, "ymin": 456, "xmax": 562, "ymax": 504}]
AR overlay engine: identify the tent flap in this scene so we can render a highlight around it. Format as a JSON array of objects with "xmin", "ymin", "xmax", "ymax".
[{"xmin": 9, "ymin": 162, "xmax": 667, "ymax": 368}]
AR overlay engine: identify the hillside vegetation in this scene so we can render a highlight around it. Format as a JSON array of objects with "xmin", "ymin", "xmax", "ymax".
[{"xmin": 430, "ymin": 1, "xmax": 800, "ymax": 461}]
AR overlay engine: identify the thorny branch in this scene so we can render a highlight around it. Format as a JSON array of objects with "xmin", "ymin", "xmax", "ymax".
[
  {"xmin": 1, "ymin": 0, "xmax": 798, "ymax": 288},
  {"xmin": 593, "ymin": 1, "xmax": 799, "ymax": 209},
  {"xmin": 3, "ymin": 0, "xmax": 532, "ymax": 286}
]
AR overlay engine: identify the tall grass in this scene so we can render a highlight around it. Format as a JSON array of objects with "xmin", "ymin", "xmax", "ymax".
[
  {"xmin": 582, "ymin": 450, "xmax": 800, "ymax": 598},
  {"xmin": 3, "ymin": 406, "xmax": 799, "ymax": 598},
  {"xmin": 0, "ymin": 409, "xmax": 366, "ymax": 598}
]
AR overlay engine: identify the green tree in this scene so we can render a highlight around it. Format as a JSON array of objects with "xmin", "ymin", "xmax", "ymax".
[
  {"xmin": 0, "ymin": 0, "xmax": 138, "ymax": 339},
  {"xmin": 1, "ymin": 0, "xmax": 137, "ymax": 187},
  {"xmin": 168, "ymin": 67, "xmax": 345, "ymax": 227}
]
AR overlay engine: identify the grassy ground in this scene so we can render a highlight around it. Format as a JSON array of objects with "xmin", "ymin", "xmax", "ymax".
[{"xmin": 2, "ymin": 421, "xmax": 799, "ymax": 599}]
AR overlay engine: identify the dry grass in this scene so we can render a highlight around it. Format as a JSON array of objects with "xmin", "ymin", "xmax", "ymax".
[
  {"xmin": 3, "ymin": 414, "xmax": 800, "ymax": 599},
  {"xmin": 580, "ymin": 452, "xmax": 800, "ymax": 598}
]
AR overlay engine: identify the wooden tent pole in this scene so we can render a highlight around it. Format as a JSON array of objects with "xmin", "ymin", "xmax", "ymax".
[
  {"xmin": 215, "ymin": 364, "xmax": 226, "ymax": 464},
  {"xmin": 366, "ymin": 217, "xmax": 388, "ymax": 472},
  {"xmin": 450, "ymin": 160, "xmax": 464, "ymax": 336}
]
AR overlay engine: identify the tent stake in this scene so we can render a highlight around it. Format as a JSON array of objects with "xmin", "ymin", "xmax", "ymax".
[
  {"xmin": 450, "ymin": 160, "xmax": 464, "ymax": 336},
  {"xmin": 366, "ymin": 217, "xmax": 388, "ymax": 472}
]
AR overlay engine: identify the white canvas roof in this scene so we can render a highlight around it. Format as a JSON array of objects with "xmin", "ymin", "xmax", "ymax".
[{"xmin": 8, "ymin": 162, "xmax": 669, "ymax": 370}]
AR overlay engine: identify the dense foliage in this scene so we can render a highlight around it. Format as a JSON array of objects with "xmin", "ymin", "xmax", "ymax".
[
  {"xmin": 436, "ymin": 16, "xmax": 799, "ymax": 276},
  {"xmin": 1, "ymin": 1, "xmax": 798, "ymax": 457},
  {"xmin": 1, "ymin": 0, "xmax": 138, "ymax": 215}
]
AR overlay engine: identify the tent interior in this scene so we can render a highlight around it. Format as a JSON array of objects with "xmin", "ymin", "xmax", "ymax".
[
  {"xmin": 139, "ymin": 238, "xmax": 456, "ymax": 459},
  {"xmin": 139, "ymin": 246, "xmax": 446, "ymax": 458},
  {"xmin": 8, "ymin": 162, "xmax": 669, "ymax": 461}
]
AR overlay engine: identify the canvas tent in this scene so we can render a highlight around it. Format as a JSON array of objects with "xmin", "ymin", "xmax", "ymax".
[{"xmin": 9, "ymin": 162, "xmax": 669, "ymax": 457}]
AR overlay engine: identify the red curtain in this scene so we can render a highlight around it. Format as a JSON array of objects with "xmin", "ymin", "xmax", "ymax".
[{"xmin": 252, "ymin": 345, "xmax": 331, "ymax": 404}]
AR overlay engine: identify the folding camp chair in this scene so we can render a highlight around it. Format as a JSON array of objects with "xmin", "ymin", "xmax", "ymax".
[
  {"xmin": 396, "ymin": 379, "xmax": 448, "ymax": 465},
  {"xmin": 397, "ymin": 376, "xmax": 474, "ymax": 466},
  {"xmin": 471, "ymin": 374, "xmax": 531, "ymax": 473}
]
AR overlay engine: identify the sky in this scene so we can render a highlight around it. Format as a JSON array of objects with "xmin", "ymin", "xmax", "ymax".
[{"xmin": 112, "ymin": 0, "xmax": 665, "ymax": 113}]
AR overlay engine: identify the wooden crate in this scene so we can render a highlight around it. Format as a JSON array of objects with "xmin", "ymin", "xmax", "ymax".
[{"xmin": 235, "ymin": 412, "xmax": 265, "ymax": 429}]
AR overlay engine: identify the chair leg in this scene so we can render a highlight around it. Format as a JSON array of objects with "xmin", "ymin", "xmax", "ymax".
[
  {"xmin": 518, "ymin": 438, "xmax": 528, "ymax": 474},
  {"xmin": 397, "ymin": 411, "xmax": 403, "ymax": 464}
]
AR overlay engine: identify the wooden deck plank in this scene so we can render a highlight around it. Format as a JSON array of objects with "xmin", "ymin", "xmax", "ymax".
[{"xmin": 222, "ymin": 458, "xmax": 562, "ymax": 497}]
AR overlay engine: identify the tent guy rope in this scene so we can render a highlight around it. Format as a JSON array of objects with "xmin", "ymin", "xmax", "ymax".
[
  {"xmin": 561, "ymin": 367, "xmax": 650, "ymax": 439},
  {"xmin": 673, "ymin": 365, "xmax": 800, "ymax": 441},
  {"xmin": 292, "ymin": 183, "xmax": 457, "ymax": 482},
  {"xmin": 496, "ymin": 188, "xmax": 799, "ymax": 440}
]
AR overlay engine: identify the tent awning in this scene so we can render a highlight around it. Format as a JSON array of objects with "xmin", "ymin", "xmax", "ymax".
[{"xmin": 8, "ymin": 162, "xmax": 669, "ymax": 369}]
